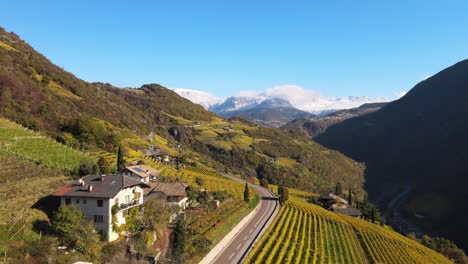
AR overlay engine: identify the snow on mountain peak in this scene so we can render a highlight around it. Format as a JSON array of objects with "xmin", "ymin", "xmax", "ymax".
[
  {"xmin": 172, "ymin": 88, "xmax": 223, "ymax": 109},
  {"xmin": 173, "ymin": 85, "xmax": 390, "ymax": 115}
]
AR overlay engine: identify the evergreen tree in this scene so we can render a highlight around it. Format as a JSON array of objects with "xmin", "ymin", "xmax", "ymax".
[
  {"xmin": 173, "ymin": 218, "xmax": 189, "ymax": 263},
  {"xmin": 260, "ymin": 178, "xmax": 269, "ymax": 189},
  {"xmin": 116, "ymin": 146, "xmax": 126, "ymax": 171},
  {"xmin": 282, "ymin": 186, "xmax": 289, "ymax": 203},
  {"xmin": 244, "ymin": 183, "xmax": 250, "ymax": 202},
  {"xmin": 98, "ymin": 156, "xmax": 111, "ymax": 175},
  {"xmin": 278, "ymin": 185, "xmax": 283, "ymax": 201},
  {"xmin": 371, "ymin": 207, "xmax": 376, "ymax": 223},
  {"xmin": 335, "ymin": 182, "xmax": 342, "ymax": 195},
  {"xmin": 348, "ymin": 187, "xmax": 352, "ymax": 205}
]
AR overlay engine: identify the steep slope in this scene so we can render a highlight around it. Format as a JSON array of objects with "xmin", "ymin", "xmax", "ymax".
[
  {"xmin": 212, "ymin": 97, "xmax": 316, "ymax": 127},
  {"xmin": 282, "ymin": 102, "xmax": 387, "ymax": 138},
  {"xmin": 0, "ymin": 27, "xmax": 366, "ymax": 197},
  {"xmin": 316, "ymin": 59, "xmax": 468, "ymax": 250},
  {"xmin": 0, "ymin": 27, "xmax": 217, "ymax": 150},
  {"xmin": 246, "ymin": 197, "xmax": 452, "ymax": 264}
]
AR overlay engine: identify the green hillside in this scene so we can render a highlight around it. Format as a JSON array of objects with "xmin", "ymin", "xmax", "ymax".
[{"xmin": 0, "ymin": 27, "xmax": 366, "ymax": 197}]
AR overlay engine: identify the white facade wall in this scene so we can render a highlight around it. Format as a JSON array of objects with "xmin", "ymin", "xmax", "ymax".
[{"xmin": 60, "ymin": 185, "xmax": 144, "ymax": 241}]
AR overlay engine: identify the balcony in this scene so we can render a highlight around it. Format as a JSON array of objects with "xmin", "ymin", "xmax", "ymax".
[{"xmin": 118, "ymin": 199, "xmax": 140, "ymax": 211}]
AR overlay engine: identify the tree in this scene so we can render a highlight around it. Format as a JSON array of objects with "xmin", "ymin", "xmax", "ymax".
[
  {"xmin": 125, "ymin": 207, "xmax": 140, "ymax": 233},
  {"xmin": 195, "ymin": 177, "xmax": 205, "ymax": 187},
  {"xmin": 244, "ymin": 183, "xmax": 250, "ymax": 202},
  {"xmin": 98, "ymin": 156, "xmax": 111, "ymax": 175},
  {"xmin": 335, "ymin": 182, "xmax": 342, "ymax": 195},
  {"xmin": 282, "ymin": 186, "xmax": 289, "ymax": 203},
  {"xmin": 75, "ymin": 222, "xmax": 102, "ymax": 261},
  {"xmin": 52, "ymin": 205, "xmax": 85, "ymax": 241},
  {"xmin": 78, "ymin": 159, "xmax": 98, "ymax": 176},
  {"xmin": 421, "ymin": 235, "xmax": 435, "ymax": 250},
  {"xmin": 116, "ymin": 146, "xmax": 126, "ymax": 171},
  {"xmin": 197, "ymin": 191, "xmax": 209, "ymax": 204},
  {"xmin": 348, "ymin": 187, "xmax": 353, "ymax": 205},
  {"xmin": 371, "ymin": 207, "xmax": 376, "ymax": 223},
  {"xmin": 173, "ymin": 218, "xmax": 189, "ymax": 263},
  {"xmin": 142, "ymin": 200, "xmax": 171, "ymax": 231},
  {"xmin": 260, "ymin": 178, "xmax": 269, "ymax": 189}
]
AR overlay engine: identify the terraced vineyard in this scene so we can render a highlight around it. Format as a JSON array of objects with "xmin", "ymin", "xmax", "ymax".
[
  {"xmin": 0, "ymin": 118, "xmax": 94, "ymax": 171},
  {"xmin": 246, "ymin": 198, "xmax": 451, "ymax": 264}
]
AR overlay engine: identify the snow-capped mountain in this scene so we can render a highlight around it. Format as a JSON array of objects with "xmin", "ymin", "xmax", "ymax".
[
  {"xmin": 209, "ymin": 96, "xmax": 264, "ymax": 114},
  {"xmin": 211, "ymin": 96, "xmax": 316, "ymax": 127},
  {"xmin": 173, "ymin": 85, "xmax": 390, "ymax": 127},
  {"xmin": 172, "ymin": 88, "xmax": 223, "ymax": 109}
]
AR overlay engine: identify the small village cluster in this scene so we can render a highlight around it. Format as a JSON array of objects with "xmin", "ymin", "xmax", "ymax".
[{"xmin": 53, "ymin": 164, "xmax": 188, "ymax": 241}]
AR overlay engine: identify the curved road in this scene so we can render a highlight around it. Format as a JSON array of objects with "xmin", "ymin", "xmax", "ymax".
[{"xmin": 210, "ymin": 175, "xmax": 279, "ymax": 264}]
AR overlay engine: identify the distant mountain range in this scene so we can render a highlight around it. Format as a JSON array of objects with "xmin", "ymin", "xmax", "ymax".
[
  {"xmin": 174, "ymin": 88, "xmax": 389, "ymax": 127},
  {"xmin": 282, "ymin": 102, "xmax": 387, "ymax": 137},
  {"xmin": 210, "ymin": 97, "xmax": 316, "ymax": 127},
  {"xmin": 315, "ymin": 59, "xmax": 468, "ymax": 251}
]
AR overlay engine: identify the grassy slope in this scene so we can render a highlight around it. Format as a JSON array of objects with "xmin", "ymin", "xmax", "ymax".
[{"xmin": 246, "ymin": 190, "xmax": 451, "ymax": 264}]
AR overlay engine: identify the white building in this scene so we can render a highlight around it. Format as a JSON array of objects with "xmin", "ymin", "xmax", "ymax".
[
  {"xmin": 53, "ymin": 174, "xmax": 148, "ymax": 241},
  {"xmin": 119, "ymin": 165, "xmax": 160, "ymax": 183}
]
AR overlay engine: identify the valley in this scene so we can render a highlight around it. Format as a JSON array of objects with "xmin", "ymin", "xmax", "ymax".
[{"xmin": 1, "ymin": 6, "xmax": 468, "ymax": 263}]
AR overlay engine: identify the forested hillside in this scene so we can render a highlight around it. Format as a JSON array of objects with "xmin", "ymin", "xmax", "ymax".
[
  {"xmin": 316, "ymin": 59, "xmax": 468, "ymax": 251},
  {"xmin": 282, "ymin": 103, "xmax": 387, "ymax": 138},
  {"xmin": 0, "ymin": 27, "xmax": 366, "ymax": 197}
]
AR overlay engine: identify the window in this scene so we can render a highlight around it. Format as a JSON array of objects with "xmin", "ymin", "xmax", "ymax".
[
  {"xmin": 97, "ymin": 200, "xmax": 103, "ymax": 207},
  {"xmin": 65, "ymin": 198, "xmax": 71, "ymax": 205},
  {"xmin": 83, "ymin": 199, "xmax": 87, "ymax": 204},
  {"xmin": 94, "ymin": 215, "xmax": 104, "ymax": 223},
  {"xmin": 125, "ymin": 195, "xmax": 131, "ymax": 204},
  {"xmin": 76, "ymin": 199, "xmax": 80, "ymax": 204}
]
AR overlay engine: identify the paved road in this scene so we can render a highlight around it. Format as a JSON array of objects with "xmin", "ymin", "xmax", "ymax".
[
  {"xmin": 381, "ymin": 185, "xmax": 423, "ymax": 236},
  {"xmin": 210, "ymin": 175, "xmax": 279, "ymax": 264}
]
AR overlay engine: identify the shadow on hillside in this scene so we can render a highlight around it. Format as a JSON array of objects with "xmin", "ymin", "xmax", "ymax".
[
  {"xmin": 31, "ymin": 195, "xmax": 61, "ymax": 220},
  {"xmin": 32, "ymin": 219, "xmax": 58, "ymax": 236}
]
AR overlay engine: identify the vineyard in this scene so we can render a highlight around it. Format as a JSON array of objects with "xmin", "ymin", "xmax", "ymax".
[
  {"xmin": 0, "ymin": 118, "xmax": 94, "ymax": 171},
  {"xmin": 0, "ymin": 156, "xmax": 68, "ymax": 225},
  {"xmin": 126, "ymin": 151, "xmax": 256, "ymax": 262},
  {"xmin": 245, "ymin": 197, "xmax": 451, "ymax": 264}
]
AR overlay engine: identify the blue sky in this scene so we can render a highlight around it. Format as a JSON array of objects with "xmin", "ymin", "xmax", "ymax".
[{"xmin": 1, "ymin": 1, "xmax": 468, "ymax": 99}]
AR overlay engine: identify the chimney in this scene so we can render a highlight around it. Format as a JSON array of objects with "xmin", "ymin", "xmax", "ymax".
[
  {"xmin": 88, "ymin": 184, "xmax": 93, "ymax": 192},
  {"xmin": 78, "ymin": 179, "xmax": 85, "ymax": 186},
  {"xmin": 100, "ymin": 174, "xmax": 106, "ymax": 181},
  {"xmin": 146, "ymin": 170, "xmax": 149, "ymax": 175}
]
